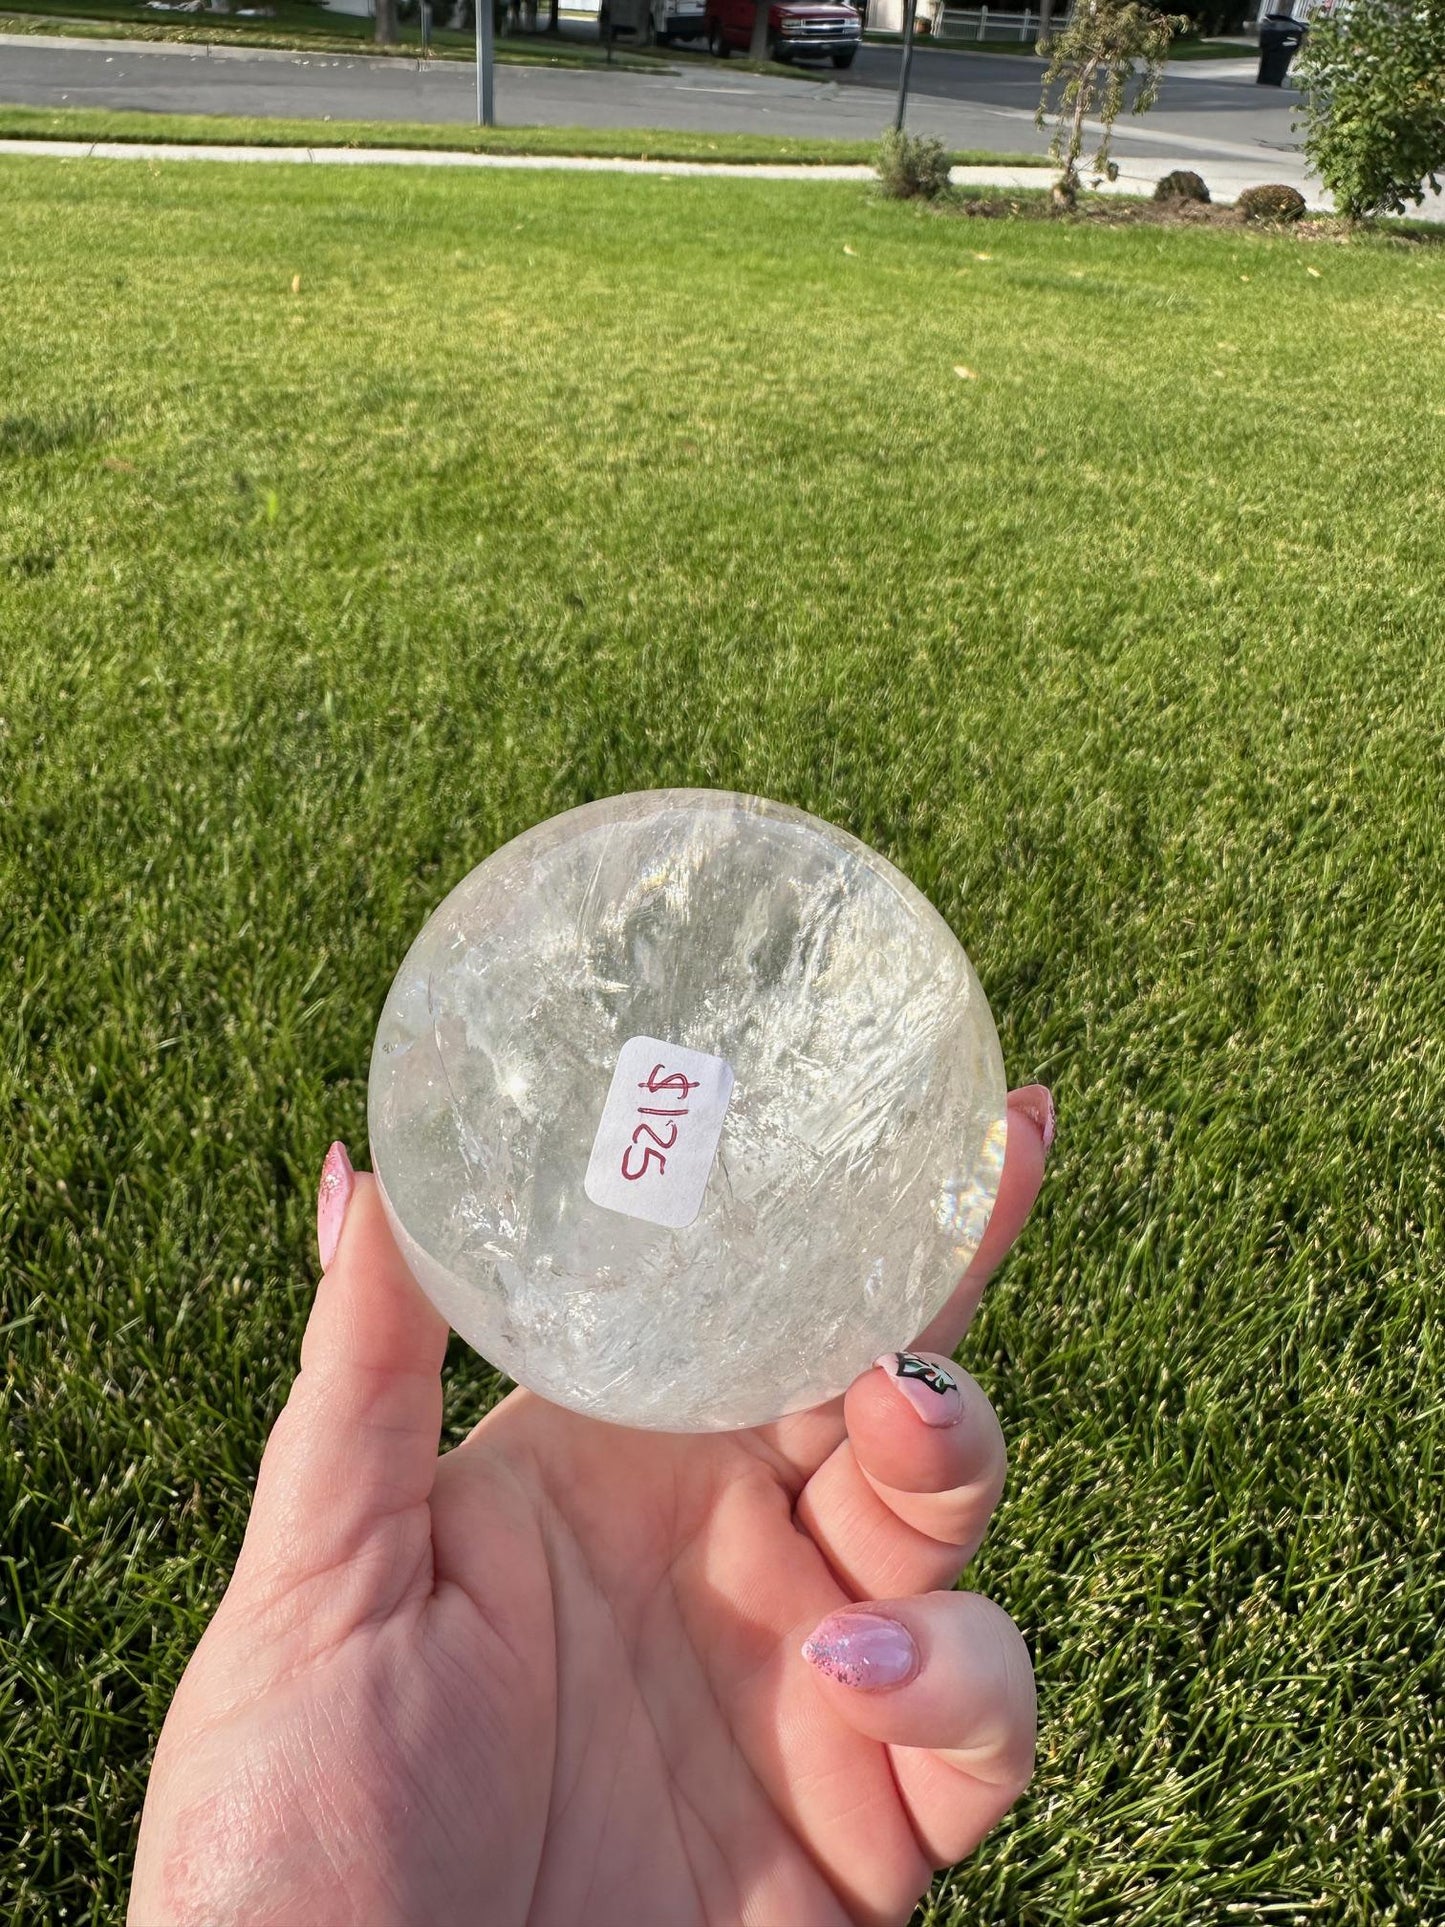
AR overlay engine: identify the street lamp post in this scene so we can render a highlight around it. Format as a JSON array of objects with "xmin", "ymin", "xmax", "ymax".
[
  {"xmin": 893, "ymin": 0, "xmax": 918, "ymax": 132},
  {"xmin": 477, "ymin": 0, "xmax": 495, "ymax": 125}
]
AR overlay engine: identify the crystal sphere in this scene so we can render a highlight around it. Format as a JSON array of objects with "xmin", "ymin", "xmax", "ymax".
[{"xmin": 368, "ymin": 790, "xmax": 1007, "ymax": 1432}]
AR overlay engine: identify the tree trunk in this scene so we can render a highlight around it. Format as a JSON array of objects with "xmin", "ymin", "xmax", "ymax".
[
  {"xmin": 547, "ymin": 0, "xmax": 559, "ymax": 30},
  {"xmin": 749, "ymin": 0, "xmax": 770, "ymax": 57},
  {"xmin": 1036, "ymin": 0, "xmax": 1053, "ymax": 45},
  {"xmin": 1065, "ymin": 52, "xmax": 1094, "ymax": 176},
  {"xmin": 374, "ymin": 0, "xmax": 399, "ymax": 42}
]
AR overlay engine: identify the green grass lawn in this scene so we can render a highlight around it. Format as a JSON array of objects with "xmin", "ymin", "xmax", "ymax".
[
  {"xmin": 0, "ymin": 3, "xmax": 827, "ymax": 76},
  {"xmin": 2, "ymin": 157, "xmax": 1441, "ymax": 1923},
  {"xmin": 0, "ymin": 0, "xmax": 669, "ymax": 66},
  {"xmin": 1163, "ymin": 35, "xmax": 1258, "ymax": 56},
  {"xmin": 0, "ymin": 100, "xmax": 1046, "ymax": 163}
]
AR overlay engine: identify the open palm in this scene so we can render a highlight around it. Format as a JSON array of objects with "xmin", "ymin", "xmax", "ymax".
[{"xmin": 131, "ymin": 1089, "xmax": 1050, "ymax": 1927}]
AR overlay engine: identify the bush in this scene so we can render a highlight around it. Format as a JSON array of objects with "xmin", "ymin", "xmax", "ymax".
[
  {"xmin": 1236, "ymin": 182, "xmax": 1307, "ymax": 222},
  {"xmin": 1154, "ymin": 168, "xmax": 1210, "ymax": 202},
  {"xmin": 875, "ymin": 130, "xmax": 953, "ymax": 201},
  {"xmin": 1296, "ymin": 0, "xmax": 1445, "ymax": 220}
]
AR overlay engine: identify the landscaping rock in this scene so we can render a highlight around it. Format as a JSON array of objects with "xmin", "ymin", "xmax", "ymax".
[
  {"xmin": 1237, "ymin": 183, "xmax": 1308, "ymax": 223},
  {"xmin": 1154, "ymin": 169, "xmax": 1210, "ymax": 204}
]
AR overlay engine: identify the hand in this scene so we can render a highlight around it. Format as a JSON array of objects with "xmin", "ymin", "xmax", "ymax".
[{"xmin": 130, "ymin": 1087, "xmax": 1053, "ymax": 1927}]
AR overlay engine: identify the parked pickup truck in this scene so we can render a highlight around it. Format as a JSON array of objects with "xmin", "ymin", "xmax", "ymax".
[
  {"xmin": 600, "ymin": 0, "xmax": 707, "ymax": 44},
  {"xmin": 705, "ymin": 0, "xmax": 862, "ymax": 64}
]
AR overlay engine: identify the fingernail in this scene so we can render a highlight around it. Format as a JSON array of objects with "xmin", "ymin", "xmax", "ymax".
[
  {"xmin": 802, "ymin": 1610, "xmax": 920, "ymax": 1691},
  {"xmin": 1009, "ymin": 1083, "xmax": 1055, "ymax": 1156},
  {"xmin": 873, "ymin": 1350, "xmax": 965, "ymax": 1427},
  {"xmin": 317, "ymin": 1141, "xmax": 354, "ymax": 1271}
]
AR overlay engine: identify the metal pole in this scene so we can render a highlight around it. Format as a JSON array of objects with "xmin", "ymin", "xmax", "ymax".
[
  {"xmin": 893, "ymin": 0, "xmax": 917, "ymax": 131},
  {"xmin": 477, "ymin": 0, "xmax": 495, "ymax": 124}
]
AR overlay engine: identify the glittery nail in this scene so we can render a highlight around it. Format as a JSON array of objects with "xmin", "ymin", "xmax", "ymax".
[
  {"xmin": 874, "ymin": 1350, "xmax": 965, "ymax": 1426},
  {"xmin": 317, "ymin": 1141, "xmax": 354, "ymax": 1271},
  {"xmin": 801, "ymin": 1610, "xmax": 919, "ymax": 1691}
]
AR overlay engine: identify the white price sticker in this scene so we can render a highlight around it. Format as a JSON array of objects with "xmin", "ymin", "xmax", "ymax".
[{"xmin": 584, "ymin": 1035, "xmax": 735, "ymax": 1229}]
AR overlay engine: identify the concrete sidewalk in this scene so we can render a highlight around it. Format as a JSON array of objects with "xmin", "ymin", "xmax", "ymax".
[
  {"xmin": 0, "ymin": 136, "xmax": 872, "ymax": 176},
  {"xmin": 0, "ymin": 137, "xmax": 1325, "ymax": 208}
]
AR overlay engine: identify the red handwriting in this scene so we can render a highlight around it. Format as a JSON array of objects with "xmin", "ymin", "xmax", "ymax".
[{"xmin": 621, "ymin": 1064, "xmax": 700, "ymax": 1181}]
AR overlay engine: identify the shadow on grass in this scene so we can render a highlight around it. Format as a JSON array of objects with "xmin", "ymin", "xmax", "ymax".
[{"xmin": 0, "ymin": 404, "xmax": 109, "ymax": 459}]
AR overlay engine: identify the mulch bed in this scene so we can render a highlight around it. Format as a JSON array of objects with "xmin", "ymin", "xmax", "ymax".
[{"xmin": 942, "ymin": 191, "xmax": 1441, "ymax": 244}]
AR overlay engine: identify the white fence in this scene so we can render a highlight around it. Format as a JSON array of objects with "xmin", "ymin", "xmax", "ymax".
[
  {"xmin": 932, "ymin": 5, "xmax": 1043, "ymax": 37},
  {"xmin": 865, "ymin": 0, "xmax": 1042, "ymax": 34},
  {"xmin": 1250, "ymin": 0, "xmax": 1339, "ymax": 19},
  {"xmin": 887, "ymin": 0, "xmax": 1338, "ymax": 37},
  {"xmin": 876, "ymin": 3, "xmax": 1073, "ymax": 40},
  {"xmin": 867, "ymin": 1, "xmax": 1043, "ymax": 36}
]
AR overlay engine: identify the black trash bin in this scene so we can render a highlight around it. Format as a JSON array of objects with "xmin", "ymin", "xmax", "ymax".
[{"xmin": 1257, "ymin": 8, "xmax": 1305, "ymax": 85}]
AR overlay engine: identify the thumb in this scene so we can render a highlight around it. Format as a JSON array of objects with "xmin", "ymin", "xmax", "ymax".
[
  {"xmin": 234, "ymin": 1143, "xmax": 451, "ymax": 1601},
  {"xmin": 800, "ymin": 1590, "xmax": 1036, "ymax": 1868}
]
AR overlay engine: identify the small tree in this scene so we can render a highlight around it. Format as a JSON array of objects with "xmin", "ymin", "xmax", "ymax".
[
  {"xmin": 1036, "ymin": 0, "xmax": 1186, "ymax": 203},
  {"xmin": 1296, "ymin": 0, "xmax": 1445, "ymax": 220}
]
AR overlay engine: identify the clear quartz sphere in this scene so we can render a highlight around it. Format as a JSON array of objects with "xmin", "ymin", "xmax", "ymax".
[{"xmin": 368, "ymin": 790, "xmax": 1007, "ymax": 1432}]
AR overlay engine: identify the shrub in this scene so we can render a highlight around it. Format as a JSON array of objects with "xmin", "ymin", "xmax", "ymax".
[
  {"xmin": 1296, "ymin": 0, "xmax": 1445, "ymax": 220},
  {"xmin": 1236, "ymin": 182, "xmax": 1307, "ymax": 222},
  {"xmin": 1154, "ymin": 168, "xmax": 1210, "ymax": 202},
  {"xmin": 875, "ymin": 130, "xmax": 953, "ymax": 201}
]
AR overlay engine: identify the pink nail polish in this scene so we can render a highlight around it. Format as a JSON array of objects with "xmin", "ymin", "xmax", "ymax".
[
  {"xmin": 317, "ymin": 1141, "xmax": 354, "ymax": 1271},
  {"xmin": 1009, "ymin": 1084, "xmax": 1055, "ymax": 1156},
  {"xmin": 874, "ymin": 1350, "xmax": 965, "ymax": 1426},
  {"xmin": 802, "ymin": 1610, "xmax": 919, "ymax": 1691}
]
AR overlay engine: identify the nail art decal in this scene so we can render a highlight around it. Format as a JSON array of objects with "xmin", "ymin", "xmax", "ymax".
[
  {"xmin": 874, "ymin": 1350, "xmax": 966, "ymax": 1426},
  {"xmin": 895, "ymin": 1352, "xmax": 957, "ymax": 1397},
  {"xmin": 802, "ymin": 1610, "xmax": 920, "ymax": 1691}
]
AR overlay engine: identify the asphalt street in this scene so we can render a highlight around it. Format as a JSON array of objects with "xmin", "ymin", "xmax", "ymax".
[
  {"xmin": 848, "ymin": 43, "xmax": 1306, "ymax": 156},
  {"xmin": 0, "ymin": 35, "xmax": 1307, "ymax": 164}
]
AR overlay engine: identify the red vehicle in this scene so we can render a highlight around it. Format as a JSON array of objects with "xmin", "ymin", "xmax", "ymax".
[{"xmin": 705, "ymin": 0, "xmax": 862, "ymax": 65}]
